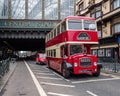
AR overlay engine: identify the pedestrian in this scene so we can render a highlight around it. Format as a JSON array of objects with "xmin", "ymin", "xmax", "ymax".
[{"xmin": 115, "ymin": 51, "xmax": 118, "ymax": 63}]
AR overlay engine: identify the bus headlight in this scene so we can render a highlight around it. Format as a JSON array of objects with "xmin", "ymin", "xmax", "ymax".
[
  {"xmin": 74, "ymin": 63, "xmax": 78, "ymax": 67},
  {"xmin": 94, "ymin": 62, "xmax": 97, "ymax": 66}
]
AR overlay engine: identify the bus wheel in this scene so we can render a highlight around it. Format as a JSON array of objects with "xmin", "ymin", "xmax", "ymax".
[
  {"xmin": 93, "ymin": 68, "xmax": 101, "ymax": 77},
  {"xmin": 62, "ymin": 63, "xmax": 70, "ymax": 79}
]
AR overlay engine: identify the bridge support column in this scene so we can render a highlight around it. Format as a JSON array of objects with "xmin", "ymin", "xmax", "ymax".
[
  {"xmin": 42, "ymin": 0, "xmax": 44, "ymax": 20},
  {"xmin": 8, "ymin": 0, "xmax": 11, "ymax": 19},
  {"xmin": 25, "ymin": 0, "xmax": 28, "ymax": 19},
  {"xmin": 58, "ymin": 0, "xmax": 61, "ymax": 20}
]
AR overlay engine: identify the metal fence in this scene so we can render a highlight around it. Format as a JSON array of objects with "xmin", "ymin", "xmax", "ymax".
[
  {"xmin": 99, "ymin": 58, "xmax": 120, "ymax": 73},
  {"xmin": 0, "ymin": 58, "xmax": 10, "ymax": 78}
]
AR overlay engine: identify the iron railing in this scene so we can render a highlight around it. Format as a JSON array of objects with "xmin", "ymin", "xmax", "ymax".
[
  {"xmin": 98, "ymin": 58, "xmax": 120, "ymax": 73},
  {"xmin": 0, "ymin": 58, "xmax": 10, "ymax": 78}
]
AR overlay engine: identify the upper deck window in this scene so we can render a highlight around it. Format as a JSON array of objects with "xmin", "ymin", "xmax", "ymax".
[
  {"xmin": 84, "ymin": 20, "xmax": 96, "ymax": 31},
  {"xmin": 68, "ymin": 20, "xmax": 82, "ymax": 30},
  {"xmin": 61, "ymin": 21, "xmax": 66, "ymax": 32},
  {"xmin": 68, "ymin": 19, "xmax": 96, "ymax": 31}
]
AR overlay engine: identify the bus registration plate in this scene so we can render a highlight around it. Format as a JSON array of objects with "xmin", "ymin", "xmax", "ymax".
[{"xmin": 80, "ymin": 70, "xmax": 91, "ymax": 73}]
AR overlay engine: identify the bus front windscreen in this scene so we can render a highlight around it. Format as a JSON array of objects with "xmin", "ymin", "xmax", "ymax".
[
  {"xmin": 70, "ymin": 45, "xmax": 83, "ymax": 55},
  {"xmin": 68, "ymin": 20, "xmax": 82, "ymax": 30}
]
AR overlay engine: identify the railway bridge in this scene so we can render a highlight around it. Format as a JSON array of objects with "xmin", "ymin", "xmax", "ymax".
[
  {"xmin": 0, "ymin": 0, "xmax": 75, "ymax": 58},
  {"xmin": 0, "ymin": 19, "xmax": 59, "ymax": 51}
]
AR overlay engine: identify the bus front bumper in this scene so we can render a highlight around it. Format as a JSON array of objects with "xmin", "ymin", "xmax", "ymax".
[{"xmin": 73, "ymin": 67, "xmax": 97, "ymax": 75}]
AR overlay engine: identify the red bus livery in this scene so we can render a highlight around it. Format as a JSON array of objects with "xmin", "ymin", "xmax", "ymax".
[{"xmin": 46, "ymin": 16, "xmax": 102, "ymax": 78}]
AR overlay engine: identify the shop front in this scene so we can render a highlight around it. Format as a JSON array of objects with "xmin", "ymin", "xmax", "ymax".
[{"xmin": 91, "ymin": 35, "xmax": 120, "ymax": 59}]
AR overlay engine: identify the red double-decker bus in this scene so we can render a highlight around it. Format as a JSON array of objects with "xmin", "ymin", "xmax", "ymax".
[{"xmin": 46, "ymin": 16, "xmax": 102, "ymax": 78}]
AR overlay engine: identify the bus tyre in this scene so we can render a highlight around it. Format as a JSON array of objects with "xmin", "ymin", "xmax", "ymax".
[
  {"xmin": 62, "ymin": 63, "xmax": 70, "ymax": 79},
  {"xmin": 93, "ymin": 68, "xmax": 101, "ymax": 77}
]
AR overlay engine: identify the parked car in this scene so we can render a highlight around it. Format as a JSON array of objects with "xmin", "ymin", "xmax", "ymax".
[{"xmin": 36, "ymin": 53, "xmax": 46, "ymax": 65}]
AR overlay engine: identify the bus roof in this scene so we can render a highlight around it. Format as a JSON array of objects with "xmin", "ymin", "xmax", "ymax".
[{"xmin": 64, "ymin": 16, "xmax": 95, "ymax": 20}]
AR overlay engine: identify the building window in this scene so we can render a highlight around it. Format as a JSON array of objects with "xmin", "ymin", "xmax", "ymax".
[
  {"xmin": 115, "ymin": 23, "xmax": 120, "ymax": 33},
  {"xmin": 90, "ymin": 11, "xmax": 102, "ymax": 18},
  {"xmin": 79, "ymin": 3, "xmax": 84, "ymax": 11},
  {"xmin": 106, "ymin": 48, "xmax": 112, "ymax": 57},
  {"xmin": 111, "ymin": 0, "xmax": 120, "ymax": 10},
  {"xmin": 60, "ymin": 0, "xmax": 74, "ymax": 19},
  {"xmin": 0, "ymin": 0, "xmax": 8, "ymax": 19},
  {"xmin": 91, "ymin": 13, "xmax": 95, "ymax": 18},
  {"xmin": 112, "ymin": 23, "xmax": 120, "ymax": 34},
  {"xmin": 88, "ymin": 0, "xmax": 95, "ymax": 6},
  {"xmin": 92, "ymin": 50, "xmax": 97, "ymax": 56},
  {"xmin": 98, "ymin": 30, "xmax": 102, "ymax": 38},
  {"xmin": 90, "ymin": 6, "xmax": 101, "ymax": 18},
  {"xmin": 98, "ymin": 49, "xmax": 104, "ymax": 57},
  {"xmin": 98, "ymin": 25, "xmax": 102, "ymax": 38},
  {"xmin": 96, "ymin": 11, "xmax": 101, "ymax": 18}
]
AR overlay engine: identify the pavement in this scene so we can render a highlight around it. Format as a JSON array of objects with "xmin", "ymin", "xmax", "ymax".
[
  {"xmin": 0, "ymin": 60, "xmax": 40, "ymax": 96},
  {"xmin": 0, "ymin": 61, "xmax": 17, "ymax": 94},
  {"xmin": 102, "ymin": 68, "xmax": 120, "ymax": 77},
  {"xmin": 1, "ymin": 61, "xmax": 120, "ymax": 95}
]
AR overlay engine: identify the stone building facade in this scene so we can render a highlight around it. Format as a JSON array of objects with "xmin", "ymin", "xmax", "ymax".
[{"xmin": 76, "ymin": 0, "xmax": 120, "ymax": 59}]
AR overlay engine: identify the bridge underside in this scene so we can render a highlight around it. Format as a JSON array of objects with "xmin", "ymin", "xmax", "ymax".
[
  {"xmin": 1, "ymin": 38, "xmax": 45, "ymax": 51},
  {"xmin": 0, "ymin": 28, "xmax": 51, "ymax": 39},
  {"xmin": 0, "ymin": 20, "xmax": 60, "ymax": 51},
  {"xmin": 0, "ymin": 28, "xmax": 52, "ymax": 51}
]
